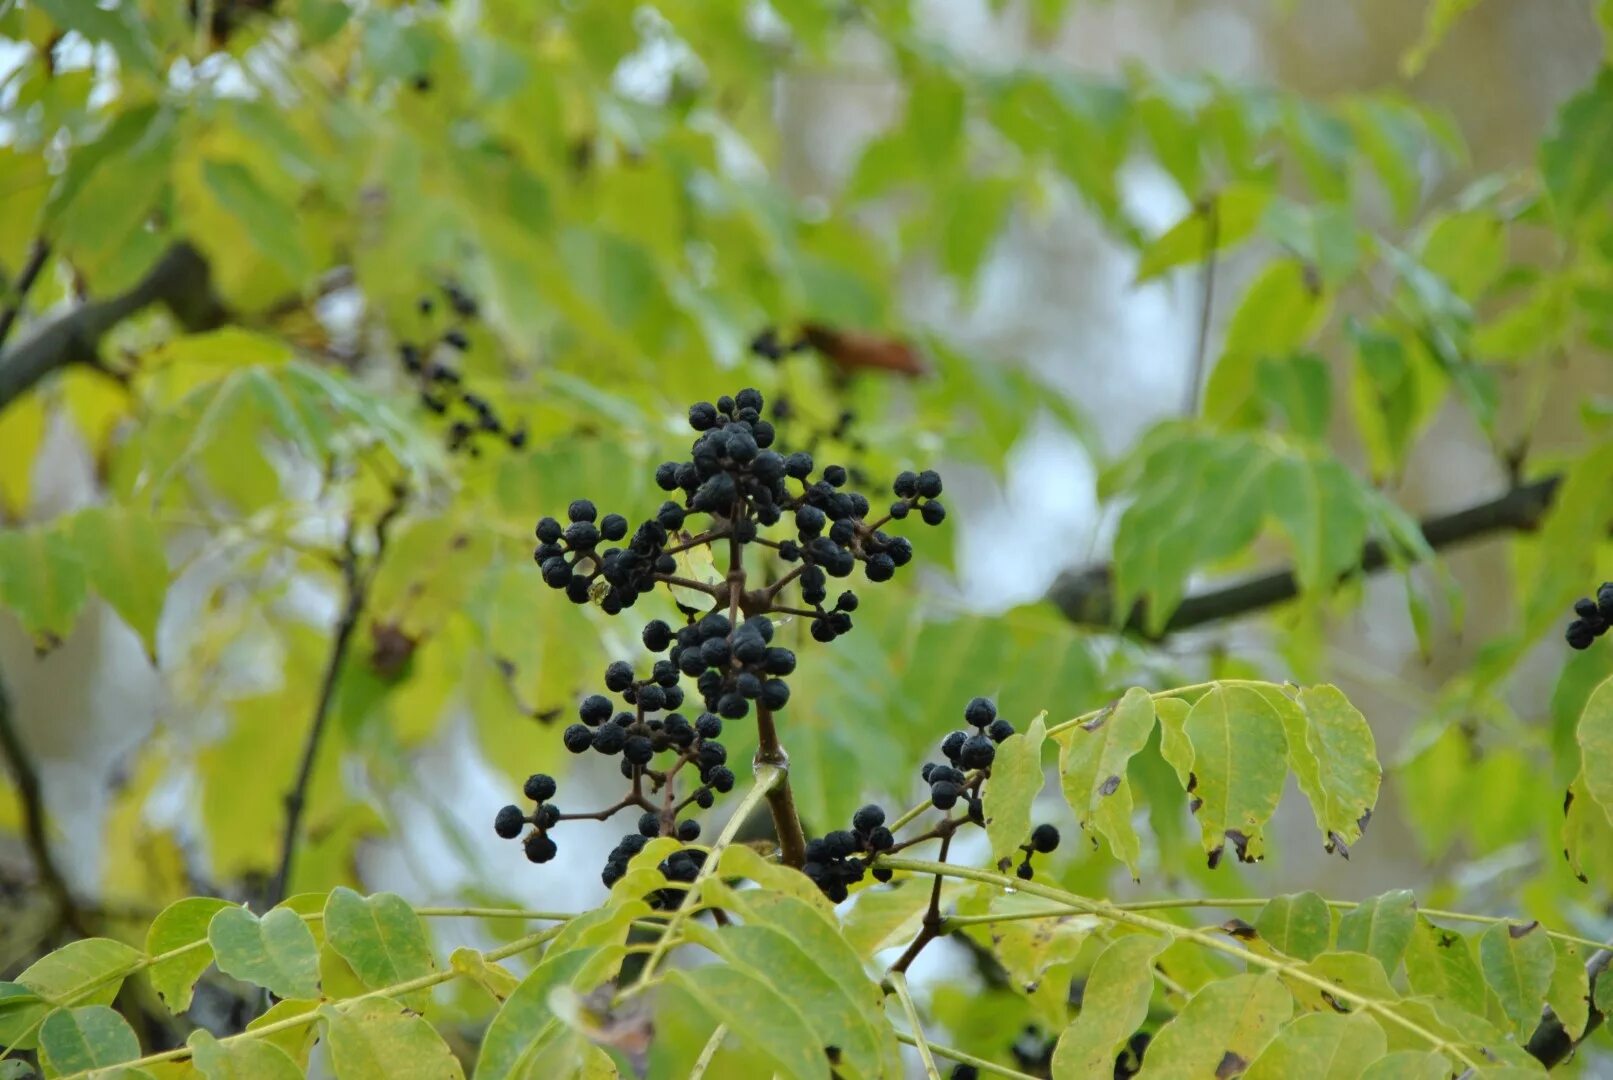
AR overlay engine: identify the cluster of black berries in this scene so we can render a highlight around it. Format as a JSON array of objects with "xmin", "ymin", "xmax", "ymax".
[
  {"xmin": 1566, "ymin": 583, "xmax": 1613, "ymax": 649},
  {"xmin": 493, "ymin": 773, "xmax": 563, "ymax": 863},
  {"xmin": 1014, "ymin": 824, "xmax": 1061, "ymax": 880},
  {"xmin": 919, "ymin": 697, "xmax": 1015, "ymax": 812},
  {"xmin": 500, "ymin": 388, "xmax": 945, "ymax": 893},
  {"xmin": 645, "ymin": 847, "xmax": 708, "ymax": 909},
  {"xmin": 398, "ymin": 283, "xmax": 527, "ymax": 455},
  {"xmin": 801, "ymin": 804, "xmax": 898, "ymax": 902}
]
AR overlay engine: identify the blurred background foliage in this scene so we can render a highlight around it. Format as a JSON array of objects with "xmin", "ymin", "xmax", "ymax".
[{"xmin": 3, "ymin": 0, "xmax": 1613, "ymax": 1071}]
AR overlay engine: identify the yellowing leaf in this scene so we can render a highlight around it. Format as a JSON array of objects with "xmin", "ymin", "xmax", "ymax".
[
  {"xmin": 1245, "ymin": 1011, "xmax": 1387, "ymax": 1080},
  {"xmin": 0, "ymin": 390, "xmax": 46, "ymax": 514},
  {"xmin": 68, "ymin": 505, "xmax": 168, "ymax": 660},
  {"xmin": 146, "ymin": 897, "xmax": 232, "ymax": 1014},
  {"xmin": 0, "ymin": 523, "xmax": 88, "ymax": 645},
  {"xmin": 1182, "ymin": 684, "xmax": 1287, "ymax": 866},
  {"xmin": 1254, "ymin": 892, "xmax": 1331, "ymax": 962},
  {"xmin": 207, "ymin": 905, "xmax": 321, "ymax": 1001},
  {"xmin": 1050, "ymin": 934, "xmax": 1168, "ymax": 1078},
  {"xmin": 1477, "ymin": 921, "xmax": 1554, "ymax": 1038},
  {"xmin": 1137, "ymin": 971, "xmax": 1292, "ymax": 1079},
  {"xmin": 985, "ymin": 712, "xmax": 1048, "ymax": 868},
  {"xmin": 1056, "ymin": 687, "xmax": 1155, "ymax": 877},
  {"xmin": 321, "ymin": 999, "xmax": 466, "ymax": 1080},
  {"xmin": 1575, "ymin": 674, "xmax": 1613, "ymax": 826}
]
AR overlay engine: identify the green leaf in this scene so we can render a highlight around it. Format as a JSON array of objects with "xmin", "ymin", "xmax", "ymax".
[
  {"xmin": 146, "ymin": 897, "xmax": 232, "ymax": 1013},
  {"xmin": 1135, "ymin": 183, "xmax": 1270, "ymax": 282},
  {"xmin": 664, "ymin": 965, "xmax": 830, "ymax": 1080},
  {"xmin": 1055, "ymin": 687, "xmax": 1155, "ymax": 877},
  {"xmin": 1050, "ymin": 934, "xmax": 1168, "ymax": 1077},
  {"xmin": 939, "ymin": 176, "xmax": 1016, "ymax": 285},
  {"xmin": 694, "ymin": 922, "xmax": 886, "ymax": 1080},
  {"xmin": 1282, "ymin": 951, "xmax": 1398, "ymax": 1014},
  {"xmin": 841, "ymin": 879, "xmax": 949, "ymax": 959},
  {"xmin": 1400, "ymin": 0, "xmax": 1481, "ymax": 76},
  {"xmin": 0, "ymin": 938, "xmax": 141, "ymax": 1050},
  {"xmin": 1545, "ymin": 936, "xmax": 1589, "ymax": 1042},
  {"xmin": 1182, "ymin": 684, "xmax": 1288, "ymax": 866},
  {"xmin": 1359, "ymin": 1050, "xmax": 1452, "ymax": 1080},
  {"xmin": 0, "ymin": 525, "xmax": 88, "ymax": 645},
  {"xmin": 207, "ymin": 906, "xmax": 321, "ymax": 1001},
  {"xmin": 1576, "ymin": 674, "xmax": 1613, "ymax": 825},
  {"xmin": 1403, "ymin": 918, "xmax": 1486, "ymax": 1017},
  {"xmin": 1294, "ymin": 685, "xmax": 1382, "ymax": 853},
  {"xmin": 322, "ymin": 888, "xmax": 437, "ymax": 993},
  {"xmin": 189, "ymin": 1028, "xmax": 303, "ymax": 1080},
  {"xmin": 37, "ymin": 1006, "xmax": 139, "ymax": 1075},
  {"xmin": 1204, "ymin": 261, "xmax": 1331, "ymax": 425},
  {"xmin": 1540, "ymin": 67, "xmax": 1613, "ymax": 225},
  {"xmin": 906, "ymin": 66, "xmax": 967, "ymax": 169},
  {"xmin": 1156, "ymin": 697, "xmax": 1193, "ymax": 787},
  {"xmin": 1336, "ymin": 890, "xmax": 1416, "ymax": 976},
  {"xmin": 1245, "ymin": 1010, "xmax": 1388, "ymax": 1080},
  {"xmin": 476, "ymin": 946, "xmax": 622, "ymax": 1080},
  {"xmin": 1477, "ymin": 921, "xmax": 1555, "ymax": 1037},
  {"xmin": 722, "ymin": 891, "xmax": 886, "ymax": 1025},
  {"xmin": 201, "ymin": 160, "xmax": 310, "ymax": 280},
  {"xmin": 1137, "ymin": 971, "xmax": 1292, "ymax": 1078},
  {"xmin": 67, "ymin": 506, "xmax": 168, "ymax": 661},
  {"xmin": 985, "ymin": 713, "xmax": 1049, "ymax": 868},
  {"xmin": 1254, "ymin": 892, "xmax": 1331, "ymax": 962},
  {"xmin": 321, "ymin": 1000, "xmax": 467, "ymax": 1080}
]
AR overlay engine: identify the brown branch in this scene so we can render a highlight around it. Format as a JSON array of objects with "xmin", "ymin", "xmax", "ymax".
[
  {"xmin": 889, "ymin": 828, "xmax": 953, "ymax": 975},
  {"xmin": 268, "ymin": 486, "xmax": 408, "ymax": 906},
  {"xmin": 0, "ymin": 239, "xmax": 51, "ymax": 352},
  {"xmin": 0, "ymin": 662, "xmax": 90, "ymax": 935},
  {"xmin": 0, "ymin": 243, "xmax": 224, "ymax": 414},
  {"xmin": 1046, "ymin": 475, "xmax": 1562, "ymax": 637}
]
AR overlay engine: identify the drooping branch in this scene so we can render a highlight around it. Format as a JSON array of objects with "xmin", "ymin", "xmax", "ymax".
[
  {"xmin": 0, "ymin": 243, "xmax": 225, "ymax": 414},
  {"xmin": 268, "ymin": 485, "xmax": 408, "ymax": 906},
  {"xmin": 0, "ymin": 663, "xmax": 90, "ymax": 935},
  {"xmin": 1046, "ymin": 475, "xmax": 1562, "ymax": 637}
]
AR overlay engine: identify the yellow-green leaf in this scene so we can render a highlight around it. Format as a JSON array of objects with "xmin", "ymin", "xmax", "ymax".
[
  {"xmin": 1336, "ymin": 890, "xmax": 1416, "ymax": 976},
  {"xmin": 664, "ymin": 965, "xmax": 830, "ymax": 1080},
  {"xmin": 321, "ymin": 999, "xmax": 466, "ymax": 1080},
  {"xmin": 207, "ymin": 905, "xmax": 321, "ymax": 1001},
  {"xmin": 1182, "ymin": 684, "xmax": 1288, "ymax": 866},
  {"xmin": 1056, "ymin": 687, "xmax": 1155, "ymax": 877},
  {"xmin": 1545, "ymin": 936, "xmax": 1589, "ymax": 1041},
  {"xmin": 1254, "ymin": 892, "xmax": 1331, "ymax": 962},
  {"xmin": 1477, "ymin": 921, "xmax": 1555, "ymax": 1038},
  {"xmin": 146, "ymin": 897, "xmax": 232, "ymax": 1013},
  {"xmin": 37, "ymin": 1005, "xmax": 139, "ymax": 1075},
  {"xmin": 0, "ymin": 937, "xmax": 141, "ymax": 1050},
  {"xmin": 67, "ymin": 506, "xmax": 168, "ymax": 661},
  {"xmin": 322, "ymin": 888, "xmax": 437, "ymax": 992},
  {"xmin": 1136, "ymin": 971, "xmax": 1292, "ymax": 1079},
  {"xmin": 985, "ymin": 712, "xmax": 1048, "ymax": 868},
  {"xmin": 1575, "ymin": 674, "xmax": 1613, "ymax": 825},
  {"xmin": 1403, "ymin": 918, "xmax": 1486, "ymax": 1017},
  {"xmin": 0, "ymin": 524, "xmax": 88, "ymax": 645},
  {"xmin": 1135, "ymin": 184, "xmax": 1271, "ymax": 282},
  {"xmin": 189, "ymin": 1027, "xmax": 303, "ymax": 1080},
  {"xmin": 1050, "ymin": 934, "xmax": 1168, "ymax": 1078},
  {"xmin": 1245, "ymin": 1010, "xmax": 1387, "ymax": 1080},
  {"xmin": 1294, "ymin": 685, "xmax": 1382, "ymax": 853},
  {"xmin": 475, "ymin": 946, "xmax": 623, "ymax": 1080}
]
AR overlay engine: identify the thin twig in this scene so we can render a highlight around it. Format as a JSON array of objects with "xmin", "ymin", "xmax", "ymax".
[
  {"xmin": 0, "ymin": 238, "xmax": 50, "ymax": 351},
  {"xmin": 889, "ymin": 828, "xmax": 953, "ymax": 974},
  {"xmin": 1183, "ymin": 195, "xmax": 1218, "ymax": 417},
  {"xmin": 268, "ymin": 486, "xmax": 408, "ymax": 905},
  {"xmin": 0, "ymin": 665, "xmax": 90, "ymax": 935},
  {"xmin": 892, "ymin": 1032, "xmax": 1039, "ymax": 1080}
]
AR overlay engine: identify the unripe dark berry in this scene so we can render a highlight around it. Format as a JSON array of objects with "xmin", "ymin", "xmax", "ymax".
[
  {"xmin": 853, "ymin": 804, "xmax": 886, "ymax": 833},
  {"xmin": 605, "ymin": 661, "xmax": 634, "ymax": 692},
  {"xmin": 523, "ymin": 774, "xmax": 557, "ymax": 802},
  {"xmin": 494, "ymin": 805, "xmax": 526, "ymax": 839},
  {"xmin": 960, "ymin": 735, "xmax": 996, "ymax": 770},
  {"xmin": 524, "ymin": 833, "xmax": 558, "ymax": 863}
]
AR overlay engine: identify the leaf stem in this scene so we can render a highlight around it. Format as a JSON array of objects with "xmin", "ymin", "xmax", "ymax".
[
  {"xmin": 892, "ymin": 1031, "xmax": 1039, "ymax": 1080},
  {"xmin": 887, "ymin": 971, "xmax": 940, "ymax": 1080},
  {"xmin": 689, "ymin": 1023, "xmax": 729, "ymax": 1079}
]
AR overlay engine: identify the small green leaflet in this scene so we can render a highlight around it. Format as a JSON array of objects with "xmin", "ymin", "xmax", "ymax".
[
  {"xmin": 37, "ymin": 1006, "xmax": 140, "ymax": 1075},
  {"xmin": 321, "ymin": 1000, "xmax": 467, "ymax": 1080},
  {"xmin": 985, "ymin": 712, "xmax": 1048, "ymax": 869},
  {"xmin": 1336, "ymin": 890, "xmax": 1416, "ymax": 976},
  {"xmin": 189, "ymin": 1028, "xmax": 303, "ymax": 1080},
  {"xmin": 1575, "ymin": 674, "xmax": 1613, "ymax": 825},
  {"xmin": 1136, "ymin": 971, "xmax": 1292, "ymax": 1078},
  {"xmin": 322, "ymin": 888, "xmax": 437, "ymax": 991},
  {"xmin": 1254, "ymin": 892, "xmax": 1332, "ymax": 962},
  {"xmin": 0, "ymin": 937, "xmax": 141, "ymax": 1050},
  {"xmin": 146, "ymin": 897, "xmax": 232, "ymax": 1013},
  {"xmin": 1182, "ymin": 685, "xmax": 1288, "ymax": 867},
  {"xmin": 207, "ymin": 906, "xmax": 321, "ymax": 1001},
  {"xmin": 1050, "ymin": 934, "xmax": 1168, "ymax": 1077},
  {"xmin": 1477, "ymin": 921, "xmax": 1554, "ymax": 1038},
  {"xmin": 1244, "ymin": 1011, "xmax": 1387, "ymax": 1079},
  {"xmin": 1055, "ymin": 687, "xmax": 1155, "ymax": 877},
  {"xmin": 666, "ymin": 966, "xmax": 830, "ymax": 1080}
]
